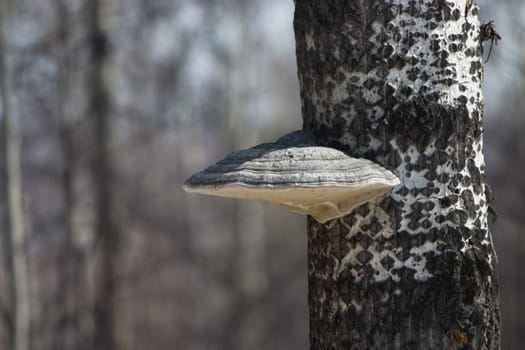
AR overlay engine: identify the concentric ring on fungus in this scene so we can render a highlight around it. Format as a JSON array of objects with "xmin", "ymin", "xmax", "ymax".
[{"xmin": 184, "ymin": 130, "xmax": 400, "ymax": 223}]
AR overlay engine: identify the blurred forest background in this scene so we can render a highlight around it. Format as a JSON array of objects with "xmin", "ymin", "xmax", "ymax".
[{"xmin": 0, "ymin": 0, "xmax": 523, "ymax": 349}]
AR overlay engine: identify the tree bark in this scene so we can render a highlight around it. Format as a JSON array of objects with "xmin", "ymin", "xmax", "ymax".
[
  {"xmin": 0, "ymin": 1, "xmax": 30, "ymax": 349},
  {"xmin": 294, "ymin": 1, "xmax": 500, "ymax": 349}
]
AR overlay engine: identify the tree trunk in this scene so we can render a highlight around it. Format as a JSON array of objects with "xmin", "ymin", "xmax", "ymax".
[
  {"xmin": 294, "ymin": 1, "xmax": 500, "ymax": 349},
  {"xmin": 0, "ymin": 1, "xmax": 30, "ymax": 349},
  {"xmin": 53, "ymin": 1, "xmax": 90, "ymax": 349},
  {"xmin": 87, "ymin": 0, "xmax": 121, "ymax": 349}
]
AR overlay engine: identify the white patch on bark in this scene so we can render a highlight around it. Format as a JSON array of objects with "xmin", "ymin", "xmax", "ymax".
[
  {"xmin": 305, "ymin": 31, "xmax": 316, "ymax": 51},
  {"xmin": 405, "ymin": 240, "xmax": 442, "ymax": 281},
  {"xmin": 387, "ymin": 0, "xmax": 482, "ymax": 116}
]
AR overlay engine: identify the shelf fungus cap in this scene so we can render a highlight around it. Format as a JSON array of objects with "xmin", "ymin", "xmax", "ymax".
[{"xmin": 183, "ymin": 130, "xmax": 400, "ymax": 223}]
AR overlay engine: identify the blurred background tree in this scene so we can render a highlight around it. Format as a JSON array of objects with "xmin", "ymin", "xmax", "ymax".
[{"xmin": 0, "ymin": 0, "xmax": 522, "ymax": 349}]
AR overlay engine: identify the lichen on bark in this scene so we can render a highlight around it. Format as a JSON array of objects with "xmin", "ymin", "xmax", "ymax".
[{"xmin": 294, "ymin": 0, "xmax": 500, "ymax": 349}]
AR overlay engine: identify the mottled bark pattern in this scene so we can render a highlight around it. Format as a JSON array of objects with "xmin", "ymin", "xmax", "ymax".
[{"xmin": 295, "ymin": 0, "xmax": 500, "ymax": 349}]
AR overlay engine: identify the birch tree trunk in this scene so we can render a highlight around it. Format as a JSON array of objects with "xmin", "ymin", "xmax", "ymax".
[
  {"xmin": 0, "ymin": 1, "xmax": 30, "ymax": 349},
  {"xmin": 294, "ymin": 1, "xmax": 500, "ymax": 348}
]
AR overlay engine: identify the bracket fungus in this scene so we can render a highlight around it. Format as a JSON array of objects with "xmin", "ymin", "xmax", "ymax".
[{"xmin": 183, "ymin": 130, "xmax": 400, "ymax": 223}]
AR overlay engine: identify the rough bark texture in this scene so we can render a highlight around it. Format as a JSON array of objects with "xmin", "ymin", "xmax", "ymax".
[{"xmin": 294, "ymin": 0, "xmax": 500, "ymax": 349}]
